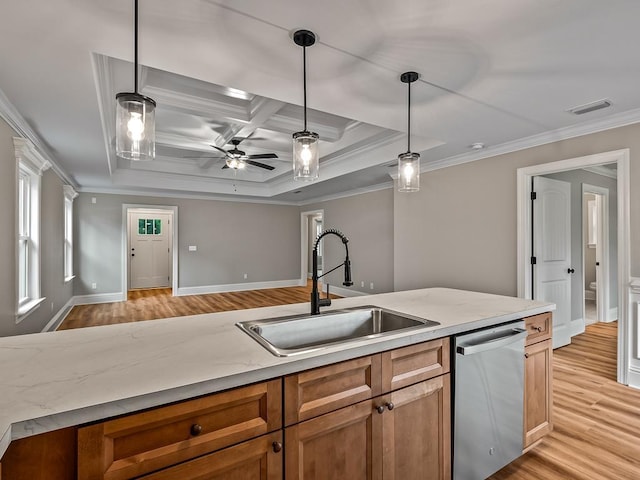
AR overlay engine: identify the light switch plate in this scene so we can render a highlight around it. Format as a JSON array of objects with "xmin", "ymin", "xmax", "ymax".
[{"xmin": 188, "ymin": 245, "xmax": 197, "ymax": 252}]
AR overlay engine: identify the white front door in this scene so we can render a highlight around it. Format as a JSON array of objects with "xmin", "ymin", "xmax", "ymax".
[
  {"xmin": 129, "ymin": 211, "xmax": 171, "ymax": 289},
  {"xmin": 533, "ymin": 176, "xmax": 572, "ymax": 348}
]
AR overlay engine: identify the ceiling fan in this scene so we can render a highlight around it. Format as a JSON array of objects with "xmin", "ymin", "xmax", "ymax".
[{"xmin": 187, "ymin": 138, "xmax": 278, "ymax": 171}]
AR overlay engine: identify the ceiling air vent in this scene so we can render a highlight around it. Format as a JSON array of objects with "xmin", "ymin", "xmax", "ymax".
[{"xmin": 568, "ymin": 99, "xmax": 612, "ymax": 115}]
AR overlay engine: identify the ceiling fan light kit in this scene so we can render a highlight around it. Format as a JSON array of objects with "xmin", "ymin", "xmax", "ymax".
[
  {"xmin": 292, "ymin": 29, "xmax": 320, "ymax": 182},
  {"xmin": 398, "ymin": 71, "xmax": 420, "ymax": 192},
  {"xmin": 115, "ymin": 0, "xmax": 156, "ymax": 162}
]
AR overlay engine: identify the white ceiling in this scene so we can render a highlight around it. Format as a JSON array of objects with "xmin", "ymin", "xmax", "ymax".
[{"xmin": 1, "ymin": 0, "xmax": 639, "ymax": 204}]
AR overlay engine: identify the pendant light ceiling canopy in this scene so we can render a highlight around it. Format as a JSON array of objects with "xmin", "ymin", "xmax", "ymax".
[
  {"xmin": 398, "ymin": 71, "xmax": 420, "ymax": 192},
  {"xmin": 115, "ymin": 0, "xmax": 156, "ymax": 162},
  {"xmin": 292, "ymin": 29, "xmax": 319, "ymax": 182}
]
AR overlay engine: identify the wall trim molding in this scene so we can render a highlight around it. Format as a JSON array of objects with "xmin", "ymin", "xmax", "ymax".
[
  {"xmin": 570, "ymin": 317, "xmax": 585, "ymax": 337},
  {"xmin": 176, "ymin": 279, "xmax": 300, "ymax": 297},
  {"xmin": 73, "ymin": 292, "xmax": 126, "ymax": 305},
  {"xmin": 298, "ymin": 182, "xmax": 393, "ymax": 206},
  {"xmin": 608, "ymin": 307, "xmax": 619, "ymax": 322},
  {"xmin": 628, "ymin": 366, "xmax": 640, "ymax": 391},
  {"xmin": 41, "ymin": 298, "xmax": 75, "ymax": 332}
]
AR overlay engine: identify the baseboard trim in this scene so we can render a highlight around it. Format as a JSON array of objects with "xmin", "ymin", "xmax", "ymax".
[
  {"xmin": 176, "ymin": 279, "xmax": 300, "ymax": 297},
  {"xmin": 330, "ymin": 286, "xmax": 370, "ymax": 298},
  {"xmin": 570, "ymin": 317, "xmax": 586, "ymax": 337},
  {"xmin": 41, "ymin": 297, "xmax": 75, "ymax": 332},
  {"xmin": 73, "ymin": 292, "xmax": 126, "ymax": 305},
  {"xmin": 627, "ymin": 366, "xmax": 640, "ymax": 390},
  {"xmin": 607, "ymin": 307, "xmax": 618, "ymax": 322}
]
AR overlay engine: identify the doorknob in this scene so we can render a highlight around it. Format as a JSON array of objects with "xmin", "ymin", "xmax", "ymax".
[
  {"xmin": 567, "ymin": 268, "xmax": 575, "ymax": 274},
  {"xmin": 596, "ymin": 262, "xmax": 600, "ymax": 266}
]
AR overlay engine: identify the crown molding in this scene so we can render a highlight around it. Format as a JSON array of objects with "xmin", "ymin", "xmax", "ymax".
[
  {"xmin": 0, "ymin": 88, "xmax": 76, "ymax": 186},
  {"xmin": 91, "ymin": 52, "xmax": 117, "ymax": 176},
  {"xmin": 581, "ymin": 165, "xmax": 617, "ymax": 179},
  {"xmin": 63, "ymin": 185, "xmax": 79, "ymax": 200},
  {"xmin": 298, "ymin": 181, "xmax": 393, "ymax": 206},
  {"xmin": 423, "ymin": 106, "xmax": 640, "ymax": 173}
]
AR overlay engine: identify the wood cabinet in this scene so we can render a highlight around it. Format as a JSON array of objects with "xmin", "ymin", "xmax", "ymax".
[
  {"xmin": 78, "ymin": 379, "xmax": 281, "ymax": 479},
  {"xmin": 285, "ymin": 338, "xmax": 451, "ymax": 480},
  {"xmin": 523, "ymin": 313, "xmax": 553, "ymax": 450}
]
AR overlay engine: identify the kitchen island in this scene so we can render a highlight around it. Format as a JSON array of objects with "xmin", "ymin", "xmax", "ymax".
[{"xmin": 0, "ymin": 288, "xmax": 554, "ymax": 479}]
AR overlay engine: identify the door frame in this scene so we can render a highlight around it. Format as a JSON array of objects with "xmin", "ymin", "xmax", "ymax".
[
  {"xmin": 299, "ymin": 209, "xmax": 324, "ymax": 286},
  {"xmin": 516, "ymin": 149, "xmax": 629, "ymax": 384},
  {"xmin": 122, "ymin": 204, "xmax": 179, "ymax": 296},
  {"xmin": 582, "ymin": 184, "xmax": 610, "ymax": 324}
]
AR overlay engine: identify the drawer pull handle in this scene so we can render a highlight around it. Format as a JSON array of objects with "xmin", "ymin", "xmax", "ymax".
[
  {"xmin": 376, "ymin": 405, "xmax": 385, "ymax": 414},
  {"xmin": 272, "ymin": 441, "xmax": 283, "ymax": 453},
  {"xmin": 387, "ymin": 402, "xmax": 395, "ymax": 411},
  {"xmin": 524, "ymin": 353, "xmax": 530, "ymax": 359},
  {"xmin": 190, "ymin": 424, "xmax": 203, "ymax": 436},
  {"xmin": 535, "ymin": 326, "xmax": 543, "ymax": 332}
]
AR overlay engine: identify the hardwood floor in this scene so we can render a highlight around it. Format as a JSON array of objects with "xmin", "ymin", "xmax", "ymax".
[
  {"xmin": 58, "ymin": 281, "xmax": 338, "ymax": 330},
  {"xmin": 490, "ymin": 322, "xmax": 640, "ymax": 480}
]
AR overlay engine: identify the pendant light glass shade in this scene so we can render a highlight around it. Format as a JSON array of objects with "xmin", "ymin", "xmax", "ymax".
[
  {"xmin": 398, "ymin": 151, "xmax": 420, "ymax": 192},
  {"xmin": 293, "ymin": 131, "xmax": 319, "ymax": 180},
  {"xmin": 116, "ymin": 93, "xmax": 156, "ymax": 161},
  {"xmin": 292, "ymin": 30, "xmax": 319, "ymax": 181},
  {"xmin": 397, "ymin": 71, "xmax": 420, "ymax": 192},
  {"xmin": 115, "ymin": 0, "xmax": 156, "ymax": 161}
]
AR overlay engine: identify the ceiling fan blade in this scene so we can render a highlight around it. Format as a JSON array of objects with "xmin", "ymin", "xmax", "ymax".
[
  {"xmin": 246, "ymin": 160, "xmax": 275, "ymax": 170},
  {"xmin": 182, "ymin": 155, "xmax": 224, "ymax": 159},
  {"xmin": 247, "ymin": 153, "xmax": 278, "ymax": 160},
  {"xmin": 211, "ymin": 145, "xmax": 231, "ymax": 157},
  {"xmin": 221, "ymin": 164, "xmax": 230, "ymax": 170}
]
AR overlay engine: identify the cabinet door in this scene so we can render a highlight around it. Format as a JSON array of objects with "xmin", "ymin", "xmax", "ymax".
[
  {"xmin": 138, "ymin": 431, "xmax": 283, "ymax": 480},
  {"xmin": 524, "ymin": 339, "xmax": 553, "ymax": 449},
  {"xmin": 285, "ymin": 399, "xmax": 382, "ymax": 480},
  {"xmin": 381, "ymin": 375, "xmax": 451, "ymax": 480}
]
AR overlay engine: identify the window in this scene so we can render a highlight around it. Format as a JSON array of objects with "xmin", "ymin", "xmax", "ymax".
[
  {"xmin": 63, "ymin": 185, "xmax": 78, "ymax": 282},
  {"xmin": 14, "ymin": 137, "xmax": 50, "ymax": 321}
]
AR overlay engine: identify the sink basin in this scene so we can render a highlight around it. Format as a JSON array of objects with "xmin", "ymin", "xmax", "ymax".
[{"xmin": 236, "ymin": 306, "xmax": 439, "ymax": 357}]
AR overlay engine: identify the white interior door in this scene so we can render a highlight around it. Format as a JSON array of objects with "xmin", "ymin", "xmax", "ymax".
[
  {"xmin": 129, "ymin": 211, "xmax": 171, "ymax": 289},
  {"xmin": 533, "ymin": 176, "xmax": 572, "ymax": 348}
]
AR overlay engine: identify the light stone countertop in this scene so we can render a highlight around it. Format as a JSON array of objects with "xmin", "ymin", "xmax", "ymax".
[{"xmin": 0, "ymin": 287, "xmax": 554, "ymax": 458}]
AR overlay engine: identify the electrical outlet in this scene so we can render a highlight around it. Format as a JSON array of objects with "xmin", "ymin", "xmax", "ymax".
[
  {"xmin": 243, "ymin": 273, "xmax": 248, "ymax": 279},
  {"xmin": 91, "ymin": 197, "xmax": 96, "ymax": 204},
  {"xmin": 370, "ymin": 282, "xmax": 374, "ymax": 290},
  {"xmin": 91, "ymin": 282, "xmax": 97, "ymax": 290},
  {"xmin": 188, "ymin": 245, "xmax": 197, "ymax": 252},
  {"xmin": 360, "ymin": 281, "xmax": 365, "ymax": 288}
]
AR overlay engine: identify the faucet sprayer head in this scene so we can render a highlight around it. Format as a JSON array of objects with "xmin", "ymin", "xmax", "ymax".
[{"xmin": 343, "ymin": 257, "xmax": 353, "ymax": 287}]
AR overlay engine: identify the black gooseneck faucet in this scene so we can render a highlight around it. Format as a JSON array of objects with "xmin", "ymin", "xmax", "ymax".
[{"xmin": 311, "ymin": 229, "xmax": 353, "ymax": 315}]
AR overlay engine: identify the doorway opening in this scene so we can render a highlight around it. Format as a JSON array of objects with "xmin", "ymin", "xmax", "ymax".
[
  {"xmin": 300, "ymin": 209, "xmax": 324, "ymax": 286},
  {"xmin": 582, "ymin": 185, "xmax": 610, "ymax": 326},
  {"xmin": 517, "ymin": 149, "xmax": 629, "ymax": 384},
  {"xmin": 122, "ymin": 205, "xmax": 178, "ymax": 296}
]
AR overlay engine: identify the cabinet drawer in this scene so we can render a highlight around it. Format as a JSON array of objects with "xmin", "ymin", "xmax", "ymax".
[
  {"xmin": 137, "ymin": 431, "xmax": 283, "ymax": 480},
  {"xmin": 381, "ymin": 338, "xmax": 450, "ymax": 393},
  {"xmin": 78, "ymin": 379, "xmax": 282, "ymax": 480},
  {"xmin": 284, "ymin": 355, "xmax": 382, "ymax": 426},
  {"xmin": 525, "ymin": 312, "xmax": 552, "ymax": 345}
]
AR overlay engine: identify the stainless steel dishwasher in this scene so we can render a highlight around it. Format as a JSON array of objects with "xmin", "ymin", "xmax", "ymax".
[{"xmin": 453, "ymin": 320, "xmax": 527, "ymax": 480}]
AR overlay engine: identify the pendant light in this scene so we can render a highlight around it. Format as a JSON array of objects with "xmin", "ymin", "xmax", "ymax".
[
  {"xmin": 116, "ymin": 0, "xmax": 156, "ymax": 161},
  {"xmin": 397, "ymin": 71, "xmax": 420, "ymax": 192},
  {"xmin": 292, "ymin": 30, "xmax": 319, "ymax": 181}
]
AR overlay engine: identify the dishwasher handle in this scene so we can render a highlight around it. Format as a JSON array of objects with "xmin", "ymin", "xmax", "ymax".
[{"xmin": 456, "ymin": 328, "xmax": 527, "ymax": 356}]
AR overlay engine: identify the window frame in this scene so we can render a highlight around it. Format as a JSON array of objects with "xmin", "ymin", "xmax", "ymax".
[
  {"xmin": 14, "ymin": 137, "xmax": 51, "ymax": 322},
  {"xmin": 63, "ymin": 185, "xmax": 78, "ymax": 282}
]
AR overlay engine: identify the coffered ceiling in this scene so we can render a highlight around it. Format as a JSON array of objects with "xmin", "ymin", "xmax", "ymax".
[{"xmin": 1, "ymin": 1, "xmax": 639, "ymax": 203}]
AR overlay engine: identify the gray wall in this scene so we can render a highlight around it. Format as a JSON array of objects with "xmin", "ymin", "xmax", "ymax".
[
  {"xmin": 305, "ymin": 188, "xmax": 394, "ymax": 295},
  {"xmin": 394, "ymin": 122, "xmax": 640, "ymax": 296},
  {"xmin": 0, "ymin": 118, "xmax": 73, "ymax": 336},
  {"xmin": 543, "ymin": 170, "xmax": 618, "ymax": 321},
  {"xmin": 74, "ymin": 193, "xmax": 300, "ymax": 295}
]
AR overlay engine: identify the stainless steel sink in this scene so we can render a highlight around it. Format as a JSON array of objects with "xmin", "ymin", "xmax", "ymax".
[{"xmin": 236, "ymin": 306, "xmax": 439, "ymax": 357}]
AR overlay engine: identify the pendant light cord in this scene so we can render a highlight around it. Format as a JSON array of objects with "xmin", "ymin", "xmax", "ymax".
[
  {"xmin": 407, "ymin": 79, "xmax": 411, "ymax": 153},
  {"xmin": 303, "ymin": 45, "xmax": 308, "ymax": 132},
  {"xmin": 134, "ymin": 0, "xmax": 139, "ymax": 94}
]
